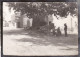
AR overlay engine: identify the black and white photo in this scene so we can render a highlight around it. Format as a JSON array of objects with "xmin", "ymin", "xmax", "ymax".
[{"xmin": 3, "ymin": 2, "xmax": 78, "ymax": 56}]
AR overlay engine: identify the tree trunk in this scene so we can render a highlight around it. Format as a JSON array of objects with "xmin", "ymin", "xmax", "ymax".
[{"xmin": 32, "ymin": 15, "xmax": 47, "ymax": 29}]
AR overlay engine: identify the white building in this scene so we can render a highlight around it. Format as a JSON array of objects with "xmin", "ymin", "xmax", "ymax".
[{"xmin": 52, "ymin": 14, "xmax": 78, "ymax": 34}]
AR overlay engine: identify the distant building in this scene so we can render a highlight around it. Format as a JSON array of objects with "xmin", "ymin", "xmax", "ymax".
[
  {"xmin": 44, "ymin": 14, "xmax": 53, "ymax": 25},
  {"xmin": 23, "ymin": 15, "xmax": 33, "ymax": 28},
  {"xmin": 52, "ymin": 14, "xmax": 78, "ymax": 34},
  {"xmin": 3, "ymin": 2, "xmax": 78, "ymax": 34}
]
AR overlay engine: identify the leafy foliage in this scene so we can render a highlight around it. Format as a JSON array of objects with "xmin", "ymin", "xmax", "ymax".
[
  {"xmin": 8, "ymin": 2, "xmax": 78, "ymax": 17},
  {"xmin": 7, "ymin": 2, "xmax": 78, "ymax": 28}
]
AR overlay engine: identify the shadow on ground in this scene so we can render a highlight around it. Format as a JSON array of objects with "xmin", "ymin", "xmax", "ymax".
[{"xmin": 4, "ymin": 29, "xmax": 78, "ymax": 51}]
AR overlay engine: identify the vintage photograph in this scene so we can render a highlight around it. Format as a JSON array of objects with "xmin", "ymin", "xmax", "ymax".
[
  {"xmin": 3, "ymin": 2, "xmax": 78, "ymax": 56},
  {"xmin": 0, "ymin": 3, "xmax": 1, "ymax": 57}
]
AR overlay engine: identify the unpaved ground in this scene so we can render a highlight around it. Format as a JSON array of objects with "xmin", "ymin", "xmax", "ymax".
[
  {"xmin": 0, "ymin": 31, "xmax": 1, "ymax": 57},
  {"xmin": 3, "ymin": 27, "xmax": 78, "ymax": 56}
]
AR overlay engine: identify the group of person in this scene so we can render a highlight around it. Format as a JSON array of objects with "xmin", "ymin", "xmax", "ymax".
[{"xmin": 49, "ymin": 22, "xmax": 68, "ymax": 37}]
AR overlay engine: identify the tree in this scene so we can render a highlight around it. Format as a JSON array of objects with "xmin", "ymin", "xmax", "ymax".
[{"xmin": 7, "ymin": 2, "xmax": 78, "ymax": 28}]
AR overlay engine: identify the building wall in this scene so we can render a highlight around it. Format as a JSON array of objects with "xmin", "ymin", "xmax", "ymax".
[
  {"xmin": 23, "ymin": 15, "xmax": 33, "ymax": 28},
  {"xmin": 17, "ymin": 16, "xmax": 23, "ymax": 28},
  {"xmin": 52, "ymin": 14, "xmax": 78, "ymax": 33}
]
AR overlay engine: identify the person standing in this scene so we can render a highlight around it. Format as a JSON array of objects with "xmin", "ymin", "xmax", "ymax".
[
  {"xmin": 57, "ymin": 27, "xmax": 61, "ymax": 36},
  {"xmin": 27, "ymin": 19, "xmax": 30, "ymax": 29},
  {"xmin": 49, "ymin": 22, "xmax": 54, "ymax": 31},
  {"xmin": 64, "ymin": 23, "xmax": 68, "ymax": 37}
]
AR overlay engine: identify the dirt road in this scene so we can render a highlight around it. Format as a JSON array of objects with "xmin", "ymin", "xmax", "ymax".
[{"xmin": 3, "ymin": 28, "xmax": 78, "ymax": 56}]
